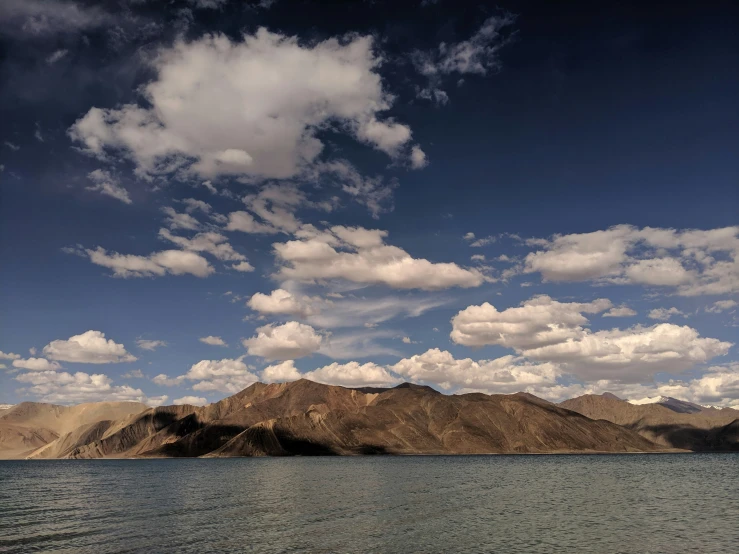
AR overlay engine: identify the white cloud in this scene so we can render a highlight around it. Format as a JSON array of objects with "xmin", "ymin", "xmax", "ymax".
[
  {"xmin": 43, "ymin": 330, "xmax": 137, "ymax": 364},
  {"xmin": 306, "ymin": 361, "xmax": 400, "ymax": 388},
  {"xmin": 152, "ymin": 374, "xmax": 184, "ymax": 387},
  {"xmin": 410, "ymin": 145, "xmax": 428, "ymax": 169},
  {"xmin": 15, "ymin": 370, "xmax": 164, "ymax": 405},
  {"xmin": 521, "ymin": 323, "xmax": 732, "ymax": 382},
  {"xmin": 523, "ymin": 225, "xmax": 739, "ymax": 296},
  {"xmin": 262, "ymin": 359, "xmax": 399, "ymax": 387},
  {"xmin": 158, "ymin": 228, "xmax": 245, "ymax": 262},
  {"xmin": 69, "ymin": 29, "xmax": 418, "ymax": 180},
  {"xmin": 451, "ymin": 295, "xmax": 612, "ymax": 349},
  {"xmin": 274, "ymin": 225, "xmax": 484, "ymax": 290},
  {"xmin": 243, "ymin": 321, "xmax": 322, "ymax": 360},
  {"xmin": 602, "ymin": 306, "xmax": 637, "ymax": 318},
  {"xmin": 706, "ymin": 300, "xmax": 737, "ymax": 314},
  {"xmin": 247, "ymin": 289, "xmax": 317, "ymax": 318},
  {"xmin": 391, "ymin": 348, "xmax": 559, "ymax": 393},
  {"xmin": 86, "ymin": 169, "xmax": 131, "ymax": 204},
  {"xmin": 12, "ymin": 357, "xmax": 62, "ymax": 371},
  {"xmin": 451, "ymin": 295, "xmax": 731, "ymax": 382},
  {"xmin": 232, "ymin": 261, "xmax": 255, "ymax": 272},
  {"xmin": 471, "ymin": 254, "xmax": 485, "ymax": 262},
  {"xmin": 85, "ymin": 247, "xmax": 214, "ymax": 278},
  {"xmin": 162, "ymin": 207, "xmax": 200, "ymax": 231},
  {"xmin": 180, "ymin": 198, "xmax": 212, "ymax": 213},
  {"xmin": 136, "ymin": 339, "xmax": 167, "ymax": 351},
  {"xmin": 647, "ymin": 307, "xmax": 685, "ymax": 321},
  {"xmin": 0, "ymin": 351, "xmax": 20, "ymax": 360},
  {"xmin": 183, "ymin": 357, "xmax": 259, "ymax": 393},
  {"xmin": 173, "ymin": 396, "xmax": 208, "ymax": 406},
  {"xmin": 199, "ymin": 336, "xmax": 227, "ymax": 346},
  {"xmin": 261, "ymin": 360, "xmax": 302, "ymax": 383}
]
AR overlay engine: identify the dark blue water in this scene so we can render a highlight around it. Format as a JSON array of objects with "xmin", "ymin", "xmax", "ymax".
[{"xmin": 1, "ymin": 454, "xmax": 737, "ymax": 553}]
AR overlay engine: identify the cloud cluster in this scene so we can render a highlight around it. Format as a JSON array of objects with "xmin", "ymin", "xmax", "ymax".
[
  {"xmin": 392, "ymin": 348, "xmax": 559, "ymax": 393},
  {"xmin": 274, "ymin": 225, "xmax": 484, "ymax": 290},
  {"xmin": 451, "ymin": 295, "xmax": 612, "ymax": 349},
  {"xmin": 69, "ymin": 29, "xmax": 422, "ymax": 180},
  {"xmin": 184, "ymin": 357, "xmax": 259, "ymax": 393},
  {"xmin": 262, "ymin": 359, "xmax": 399, "ymax": 387},
  {"xmin": 15, "ymin": 370, "xmax": 166, "ymax": 405},
  {"xmin": 86, "ymin": 247, "xmax": 214, "ymax": 278},
  {"xmin": 43, "ymin": 330, "xmax": 137, "ymax": 364},
  {"xmin": 523, "ymin": 225, "xmax": 739, "ymax": 296},
  {"xmin": 451, "ymin": 295, "xmax": 732, "ymax": 382}
]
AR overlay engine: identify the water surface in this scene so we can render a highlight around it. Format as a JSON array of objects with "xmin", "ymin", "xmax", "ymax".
[{"xmin": 1, "ymin": 454, "xmax": 737, "ymax": 553}]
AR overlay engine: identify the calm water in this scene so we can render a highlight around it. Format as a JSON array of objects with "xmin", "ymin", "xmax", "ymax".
[{"xmin": 0, "ymin": 454, "xmax": 737, "ymax": 553}]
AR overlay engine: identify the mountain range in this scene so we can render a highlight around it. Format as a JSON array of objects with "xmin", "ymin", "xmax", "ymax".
[{"xmin": 1, "ymin": 381, "xmax": 736, "ymax": 459}]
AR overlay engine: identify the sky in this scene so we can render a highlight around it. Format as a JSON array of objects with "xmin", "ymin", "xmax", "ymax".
[{"xmin": 0, "ymin": 0, "xmax": 737, "ymax": 409}]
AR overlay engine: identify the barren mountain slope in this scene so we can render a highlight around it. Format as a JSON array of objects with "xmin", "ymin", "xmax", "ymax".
[
  {"xmin": 0, "ymin": 401, "xmax": 149, "ymax": 459},
  {"xmin": 560, "ymin": 394, "xmax": 739, "ymax": 450},
  {"xmin": 10, "ymin": 380, "xmax": 666, "ymax": 459}
]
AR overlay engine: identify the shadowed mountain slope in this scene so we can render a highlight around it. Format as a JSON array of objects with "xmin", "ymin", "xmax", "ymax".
[
  {"xmin": 560, "ymin": 394, "xmax": 739, "ymax": 451},
  {"xmin": 6, "ymin": 380, "xmax": 668, "ymax": 459}
]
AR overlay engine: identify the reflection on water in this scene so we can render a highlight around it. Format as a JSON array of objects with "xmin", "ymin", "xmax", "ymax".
[{"xmin": 1, "ymin": 454, "xmax": 737, "ymax": 553}]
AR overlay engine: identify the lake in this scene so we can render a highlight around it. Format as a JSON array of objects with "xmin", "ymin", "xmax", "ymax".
[{"xmin": 1, "ymin": 454, "xmax": 737, "ymax": 553}]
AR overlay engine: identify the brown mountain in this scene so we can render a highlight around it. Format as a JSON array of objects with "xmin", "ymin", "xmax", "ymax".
[
  {"xmin": 3, "ymin": 380, "xmax": 667, "ymax": 459},
  {"xmin": 0, "ymin": 401, "xmax": 149, "ymax": 459},
  {"xmin": 560, "ymin": 394, "xmax": 739, "ymax": 451}
]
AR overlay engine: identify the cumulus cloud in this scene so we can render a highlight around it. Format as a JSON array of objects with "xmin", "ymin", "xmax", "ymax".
[
  {"xmin": 183, "ymin": 358, "xmax": 259, "ymax": 393},
  {"xmin": 173, "ymin": 395, "xmax": 208, "ymax": 406},
  {"xmin": 15, "ymin": 370, "xmax": 165, "ymax": 405},
  {"xmin": 306, "ymin": 361, "xmax": 400, "ymax": 388},
  {"xmin": 450, "ymin": 295, "xmax": 612, "ymax": 349},
  {"xmin": 261, "ymin": 359, "xmax": 399, "ymax": 387},
  {"xmin": 242, "ymin": 321, "xmax": 322, "ymax": 360},
  {"xmin": 232, "ymin": 261, "xmax": 254, "ymax": 272},
  {"xmin": 86, "ymin": 169, "xmax": 131, "ymax": 205},
  {"xmin": 136, "ymin": 339, "xmax": 167, "ymax": 351},
  {"xmin": 602, "ymin": 305, "xmax": 637, "ymax": 317},
  {"xmin": 520, "ymin": 323, "xmax": 732, "ymax": 382},
  {"xmin": 199, "ymin": 336, "xmax": 227, "ymax": 346},
  {"xmin": 451, "ymin": 295, "xmax": 731, "ymax": 382},
  {"xmin": 12, "ymin": 357, "xmax": 62, "ymax": 371},
  {"xmin": 274, "ymin": 225, "xmax": 484, "ymax": 290},
  {"xmin": 247, "ymin": 289, "xmax": 317, "ymax": 318},
  {"xmin": 410, "ymin": 145, "xmax": 428, "ymax": 169},
  {"xmin": 647, "ymin": 307, "xmax": 686, "ymax": 321},
  {"xmin": 42, "ymin": 330, "xmax": 137, "ymax": 364},
  {"xmin": 391, "ymin": 348, "xmax": 559, "ymax": 393},
  {"xmin": 523, "ymin": 225, "xmax": 739, "ymax": 296},
  {"xmin": 69, "ymin": 29, "xmax": 418, "ymax": 180},
  {"xmin": 85, "ymin": 247, "xmax": 214, "ymax": 278},
  {"xmin": 0, "ymin": 351, "xmax": 20, "ymax": 360},
  {"xmin": 261, "ymin": 360, "xmax": 302, "ymax": 383}
]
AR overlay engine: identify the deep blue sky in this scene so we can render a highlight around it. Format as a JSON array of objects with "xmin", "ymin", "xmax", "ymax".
[{"xmin": 1, "ymin": 0, "xmax": 737, "ymax": 408}]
